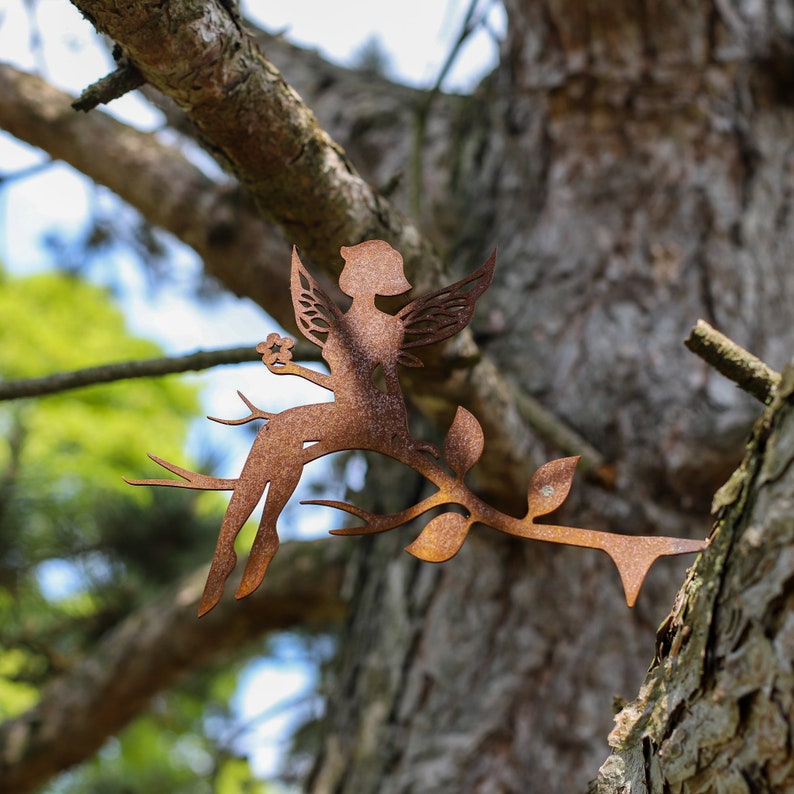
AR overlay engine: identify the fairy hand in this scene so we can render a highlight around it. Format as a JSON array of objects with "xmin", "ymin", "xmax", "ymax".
[{"xmin": 257, "ymin": 334, "xmax": 295, "ymax": 372}]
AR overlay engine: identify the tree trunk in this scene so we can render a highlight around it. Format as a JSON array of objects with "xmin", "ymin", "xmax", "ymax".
[
  {"xmin": 2, "ymin": 1, "xmax": 794, "ymax": 791},
  {"xmin": 309, "ymin": 2, "xmax": 794, "ymax": 791},
  {"xmin": 594, "ymin": 360, "xmax": 794, "ymax": 793}
]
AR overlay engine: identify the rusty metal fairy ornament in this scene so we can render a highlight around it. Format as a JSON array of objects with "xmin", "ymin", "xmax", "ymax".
[{"xmin": 127, "ymin": 241, "xmax": 707, "ymax": 616}]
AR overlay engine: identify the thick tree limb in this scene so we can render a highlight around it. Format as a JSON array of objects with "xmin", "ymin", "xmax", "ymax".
[
  {"xmin": 0, "ymin": 537, "xmax": 347, "ymax": 794},
  {"xmin": 143, "ymin": 23, "xmax": 434, "ymax": 204},
  {"xmin": 0, "ymin": 59, "xmax": 605, "ymax": 505},
  {"xmin": 0, "ymin": 63, "xmax": 297, "ymax": 331},
  {"xmin": 593, "ymin": 359, "xmax": 794, "ymax": 792},
  {"xmin": 68, "ymin": 0, "xmax": 422, "ymax": 274},
  {"xmin": 685, "ymin": 318, "xmax": 781, "ymax": 404}
]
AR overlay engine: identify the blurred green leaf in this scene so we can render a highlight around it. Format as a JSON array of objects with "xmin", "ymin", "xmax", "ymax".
[
  {"xmin": 215, "ymin": 757, "xmax": 268, "ymax": 793},
  {"xmin": 0, "ymin": 270, "xmax": 197, "ymax": 498},
  {"xmin": 0, "ymin": 648, "xmax": 39, "ymax": 719}
]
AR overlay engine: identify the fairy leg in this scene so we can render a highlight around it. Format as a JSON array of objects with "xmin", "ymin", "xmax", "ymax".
[
  {"xmin": 235, "ymin": 462, "xmax": 302, "ymax": 600},
  {"xmin": 198, "ymin": 431, "xmax": 272, "ymax": 616},
  {"xmin": 225, "ymin": 401, "xmax": 336, "ymax": 603}
]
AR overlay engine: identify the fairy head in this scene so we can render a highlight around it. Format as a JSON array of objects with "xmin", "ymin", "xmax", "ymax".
[{"xmin": 338, "ymin": 240, "xmax": 412, "ymax": 298}]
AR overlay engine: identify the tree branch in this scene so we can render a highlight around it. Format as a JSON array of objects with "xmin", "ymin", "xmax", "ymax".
[
  {"xmin": 68, "ymin": 0, "xmax": 419, "ymax": 271},
  {"xmin": 0, "ymin": 342, "xmax": 322, "ymax": 401},
  {"xmin": 128, "ymin": 22, "xmax": 446, "ymax": 220},
  {"xmin": 0, "ymin": 537, "xmax": 348, "ymax": 794},
  {"xmin": 0, "ymin": 64, "xmax": 297, "ymax": 331},
  {"xmin": 685, "ymin": 319, "xmax": 781, "ymax": 404},
  {"xmin": 593, "ymin": 360, "xmax": 794, "ymax": 792},
  {"xmin": 1, "ymin": 13, "xmax": 608, "ymax": 506},
  {"xmin": 71, "ymin": 60, "xmax": 145, "ymax": 112}
]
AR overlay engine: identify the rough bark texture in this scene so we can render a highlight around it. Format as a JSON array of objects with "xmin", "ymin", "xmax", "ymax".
[
  {"xmin": 2, "ymin": 0, "xmax": 794, "ymax": 791},
  {"xmin": 594, "ymin": 359, "xmax": 794, "ymax": 793},
  {"xmin": 68, "ymin": 0, "xmax": 435, "ymax": 278},
  {"xmin": 309, "ymin": 2, "xmax": 794, "ymax": 791}
]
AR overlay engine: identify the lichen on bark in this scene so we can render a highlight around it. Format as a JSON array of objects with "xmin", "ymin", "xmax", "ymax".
[{"xmin": 594, "ymin": 359, "xmax": 794, "ymax": 793}]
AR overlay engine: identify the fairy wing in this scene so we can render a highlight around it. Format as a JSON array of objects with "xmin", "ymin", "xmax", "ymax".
[
  {"xmin": 396, "ymin": 248, "xmax": 496, "ymax": 367},
  {"xmin": 290, "ymin": 247, "xmax": 344, "ymax": 349}
]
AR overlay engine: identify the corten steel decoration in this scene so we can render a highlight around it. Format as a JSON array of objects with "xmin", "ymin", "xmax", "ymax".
[{"xmin": 127, "ymin": 241, "xmax": 708, "ymax": 616}]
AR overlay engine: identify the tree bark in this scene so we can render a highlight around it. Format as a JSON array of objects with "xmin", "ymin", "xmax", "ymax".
[
  {"xmin": 2, "ymin": 0, "xmax": 794, "ymax": 791},
  {"xmin": 594, "ymin": 358, "xmax": 794, "ymax": 792},
  {"xmin": 309, "ymin": 2, "xmax": 794, "ymax": 791},
  {"xmin": 67, "ymin": 0, "xmax": 431, "ymax": 274}
]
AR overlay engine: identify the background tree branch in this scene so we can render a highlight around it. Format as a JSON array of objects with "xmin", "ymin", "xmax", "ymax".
[
  {"xmin": 0, "ymin": 537, "xmax": 347, "ymax": 794},
  {"xmin": 0, "ymin": 342, "xmax": 321, "ymax": 401},
  {"xmin": 69, "ymin": 0, "xmax": 424, "ymax": 274},
  {"xmin": 0, "ymin": 63, "xmax": 296, "ymax": 330},
  {"xmin": 0, "ymin": 50, "xmax": 602, "ymax": 505}
]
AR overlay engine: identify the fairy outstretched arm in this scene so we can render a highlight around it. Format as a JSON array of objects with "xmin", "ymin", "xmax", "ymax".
[{"xmin": 256, "ymin": 334, "xmax": 333, "ymax": 391}]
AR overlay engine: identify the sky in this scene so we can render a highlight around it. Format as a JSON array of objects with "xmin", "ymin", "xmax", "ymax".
[
  {"xmin": 0, "ymin": 0, "xmax": 505, "ymax": 464},
  {"xmin": 0, "ymin": 0, "xmax": 504, "ymax": 780}
]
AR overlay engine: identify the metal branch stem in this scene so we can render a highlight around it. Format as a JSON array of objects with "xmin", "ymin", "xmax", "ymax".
[
  {"xmin": 311, "ymin": 443, "xmax": 706, "ymax": 608},
  {"xmin": 685, "ymin": 319, "xmax": 781, "ymax": 404}
]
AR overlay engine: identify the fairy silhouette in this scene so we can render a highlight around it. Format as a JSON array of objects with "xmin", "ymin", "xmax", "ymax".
[
  {"xmin": 129, "ymin": 240, "xmax": 708, "ymax": 615},
  {"xmin": 128, "ymin": 240, "xmax": 496, "ymax": 615}
]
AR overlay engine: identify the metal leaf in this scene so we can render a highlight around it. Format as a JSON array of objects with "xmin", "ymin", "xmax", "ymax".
[
  {"xmin": 405, "ymin": 512, "xmax": 471, "ymax": 562},
  {"xmin": 444, "ymin": 406, "xmax": 484, "ymax": 479},
  {"xmin": 526, "ymin": 456, "xmax": 579, "ymax": 519}
]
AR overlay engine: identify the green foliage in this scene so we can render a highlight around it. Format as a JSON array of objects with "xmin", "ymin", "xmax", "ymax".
[
  {"xmin": 215, "ymin": 757, "xmax": 269, "ymax": 793},
  {"xmin": 44, "ymin": 713, "xmax": 270, "ymax": 794},
  {"xmin": 41, "ymin": 661, "xmax": 278, "ymax": 794},
  {"xmin": 0, "ymin": 269, "xmax": 196, "ymax": 496},
  {"xmin": 0, "ymin": 268, "xmax": 215, "ymax": 594},
  {"xmin": 0, "ymin": 646, "xmax": 39, "ymax": 719},
  {"xmin": 0, "ymin": 268, "xmax": 280, "ymax": 790}
]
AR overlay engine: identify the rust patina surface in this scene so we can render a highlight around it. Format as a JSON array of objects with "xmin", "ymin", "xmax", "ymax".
[{"xmin": 127, "ymin": 241, "xmax": 707, "ymax": 616}]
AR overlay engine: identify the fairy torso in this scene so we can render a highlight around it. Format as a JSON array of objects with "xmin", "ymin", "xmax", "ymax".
[{"xmin": 325, "ymin": 302, "xmax": 403, "ymax": 391}]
